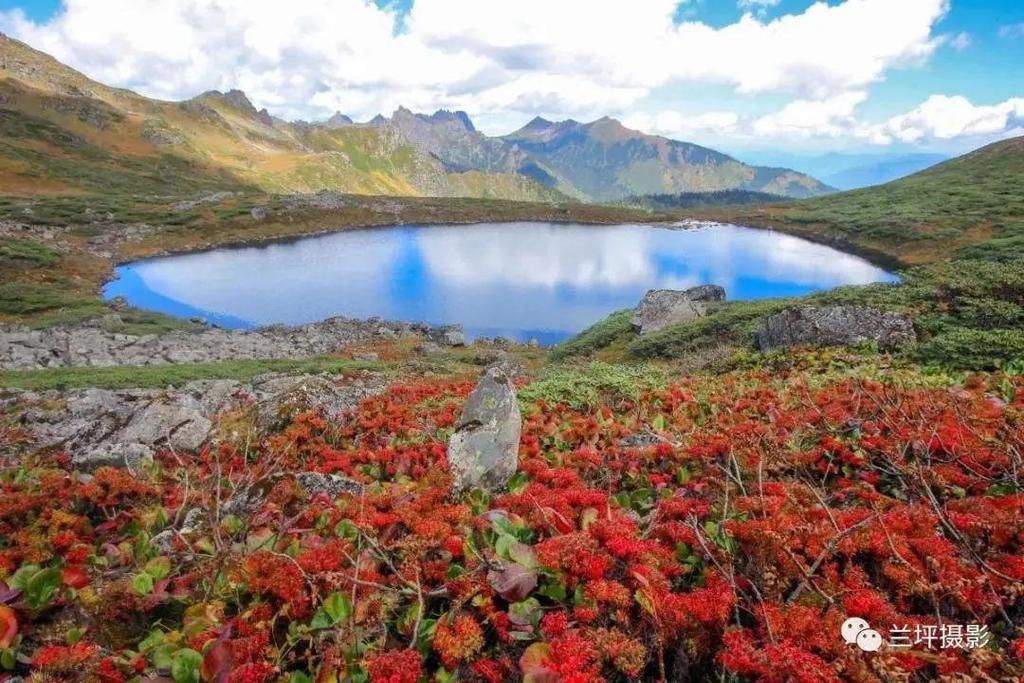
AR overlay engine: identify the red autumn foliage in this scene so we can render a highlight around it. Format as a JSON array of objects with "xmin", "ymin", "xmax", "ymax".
[{"xmin": 0, "ymin": 353, "xmax": 1022, "ymax": 681}]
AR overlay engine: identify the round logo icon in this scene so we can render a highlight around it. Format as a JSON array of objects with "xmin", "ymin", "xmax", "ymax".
[
  {"xmin": 856, "ymin": 628, "xmax": 883, "ymax": 652},
  {"xmin": 841, "ymin": 617, "xmax": 870, "ymax": 645}
]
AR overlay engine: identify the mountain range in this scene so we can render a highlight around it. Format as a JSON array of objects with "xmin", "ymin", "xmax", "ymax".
[
  {"xmin": 0, "ymin": 34, "xmax": 833, "ymax": 202},
  {"xmin": 736, "ymin": 150, "xmax": 950, "ymax": 191}
]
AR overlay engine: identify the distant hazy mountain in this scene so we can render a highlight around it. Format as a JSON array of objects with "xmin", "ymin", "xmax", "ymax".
[
  {"xmin": 761, "ymin": 136, "xmax": 1024, "ymax": 262},
  {"xmin": 820, "ymin": 154, "xmax": 950, "ymax": 190},
  {"xmin": 735, "ymin": 151, "xmax": 950, "ymax": 191},
  {"xmin": 0, "ymin": 33, "xmax": 831, "ymax": 202},
  {"xmin": 503, "ymin": 117, "xmax": 833, "ymax": 200}
]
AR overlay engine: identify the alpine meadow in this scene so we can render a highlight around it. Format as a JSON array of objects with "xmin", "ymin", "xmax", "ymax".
[{"xmin": 1, "ymin": 2, "xmax": 1023, "ymax": 682}]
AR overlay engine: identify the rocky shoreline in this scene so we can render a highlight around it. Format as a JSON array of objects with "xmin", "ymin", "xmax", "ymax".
[{"xmin": 0, "ymin": 314, "xmax": 466, "ymax": 370}]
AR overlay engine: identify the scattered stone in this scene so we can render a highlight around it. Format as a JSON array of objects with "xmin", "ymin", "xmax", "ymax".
[
  {"xmin": 142, "ymin": 121, "xmax": 185, "ymax": 145},
  {"xmin": 446, "ymin": 367, "xmax": 522, "ymax": 494},
  {"xmin": 255, "ymin": 374, "xmax": 386, "ymax": 430},
  {"xmin": 171, "ymin": 192, "xmax": 237, "ymax": 212},
  {"xmin": 476, "ymin": 349, "xmax": 528, "ymax": 379},
  {"xmin": 431, "ymin": 325, "xmax": 466, "ymax": 347},
  {"xmin": 250, "ymin": 206, "xmax": 269, "ymax": 221},
  {"xmin": 631, "ymin": 285, "xmax": 726, "ymax": 335},
  {"xmin": 181, "ymin": 508, "xmax": 206, "ymax": 532},
  {"xmin": 353, "ymin": 352, "xmax": 379, "ymax": 362},
  {"xmin": 220, "ymin": 490, "xmax": 263, "ymax": 518},
  {"xmin": 295, "ymin": 472, "xmax": 363, "ymax": 498},
  {"xmin": 755, "ymin": 306, "xmax": 916, "ymax": 352},
  {"xmin": 150, "ymin": 508, "xmax": 206, "ymax": 552},
  {"xmin": 416, "ymin": 341, "xmax": 443, "ymax": 355},
  {"xmin": 4, "ymin": 372, "xmax": 387, "ymax": 468},
  {"xmin": 527, "ymin": 338, "xmax": 539, "ymax": 348},
  {"xmin": 72, "ymin": 442, "xmax": 154, "ymax": 472},
  {"xmin": 616, "ymin": 431, "xmax": 670, "ymax": 449},
  {"xmin": 0, "ymin": 316, "xmax": 460, "ymax": 370}
]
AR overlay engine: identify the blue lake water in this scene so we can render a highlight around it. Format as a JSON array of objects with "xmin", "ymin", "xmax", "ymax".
[{"xmin": 104, "ymin": 222, "xmax": 899, "ymax": 344}]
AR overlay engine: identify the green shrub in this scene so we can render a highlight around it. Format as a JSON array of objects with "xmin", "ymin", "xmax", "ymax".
[
  {"xmin": 628, "ymin": 298, "xmax": 791, "ymax": 359},
  {"xmin": 519, "ymin": 362, "xmax": 665, "ymax": 410},
  {"xmin": 917, "ymin": 329, "xmax": 1024, "ymax": 370},
  {"xmin": 550, "ymin": 309, "xmax": 633, "ymax": 360},
  {"xmin": 0, "ymin": 239, "xmax": 61, "ymax": 269}
]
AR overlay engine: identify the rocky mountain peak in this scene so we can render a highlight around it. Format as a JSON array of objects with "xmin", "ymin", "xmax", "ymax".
[
  {"xmin": 326, "ymin": 111, "xmax": 354, "ymax": 128},
  {"xmin": 197, "ymin": 88, "xmax": 258, "ymax": 115},
  {"xmin": 426, "ymin": 109, "xmax": 475, "ymax": 132},
  {"xmin": 256, "ymin": 107, "xmax": 275, "ymax": 126},
  {"xmin": 222, "ymin": 89, "xmax": 257, "ymax": 112}
]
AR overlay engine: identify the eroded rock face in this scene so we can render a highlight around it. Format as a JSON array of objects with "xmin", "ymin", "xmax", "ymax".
[
  {"xmin": 116, "ymin": 394, "xmax": 212, "ymax": 453},
  {"xmin": 2, "ymin": 372, "xmax": 387, "ymax": 470},
  {"xmin": 72, "ymin": 442, "xmax": 154, "ymax": 473},
  {"xmin": 447, "ymin": 368, "xmax": 521, "ymax": 494},
  {"xmin": 631, "ymin": 285, "xmax": 726, "ymax": 335},
  {"xmin": 755, "ymin": 306, "xmax": 916, "ymax": 351}
]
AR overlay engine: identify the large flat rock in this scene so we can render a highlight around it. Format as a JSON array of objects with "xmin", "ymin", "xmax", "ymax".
[
  {"xmin": 756, "ymin": 306, "xmax": 916, "ymax": 351},
  {"xmin": 631, "ymin": 285, "xmax": 726, "ymax": 335}
]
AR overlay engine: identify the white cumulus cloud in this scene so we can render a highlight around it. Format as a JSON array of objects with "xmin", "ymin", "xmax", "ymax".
[
  {"xmin": 0, "ymin": 0, "xmax": 952, "ymax": 133},
  {"xmin": 865, "ymin": 95, "xmax": 1024, "ymax": 144},
  {"xmin": 626, "ymin": 93, "xmax": 1024, "ymax": 150}
]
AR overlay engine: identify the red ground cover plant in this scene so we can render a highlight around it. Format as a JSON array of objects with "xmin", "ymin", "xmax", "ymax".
[{"xmin": 0, "ymin": 353, "xmax": 1022, "ymax": 681}]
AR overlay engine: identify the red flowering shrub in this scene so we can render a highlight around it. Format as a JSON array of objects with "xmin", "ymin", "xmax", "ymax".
[
  {"xmin": 1, "ymin": 354, "xmax": 1022, "ymax": 681},
  {"xmin": 366, "ymin": 648, "xmax": 423, "ymax": 683}
]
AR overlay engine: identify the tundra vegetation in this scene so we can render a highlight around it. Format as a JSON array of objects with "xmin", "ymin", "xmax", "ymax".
[{"xmin": 1, "ymin": 33, "xmax": 1023, "ymax": 683}]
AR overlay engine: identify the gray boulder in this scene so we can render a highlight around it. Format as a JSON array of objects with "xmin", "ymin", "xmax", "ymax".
[
  {"xmin": 756, "ymin": 306, "xmax": 916, "ymax": 351},
  {"xmin": 117, "ymin": 395, "xmax": 212, "ymax": 453},
  {"xmin": 432, "ymin": 325, "xmax": 466, "ymax": 347},
  {"xmin": 447, "ymin": 368, "xmax": 522, "ymax": 494},
  {"xmin": 416, "ymin": 341, "xmax": 444, "ymax": 355},
  {"xmin": 631, "ymin": 285, "xmax": 726, "ymax": 335},
  {"xmin": 255, "ymin": 374, "xmax": 384, "ymax": 430},
  {"xmin": 72, "ymin": 442, "xmax": 154, "ymax": 472}
]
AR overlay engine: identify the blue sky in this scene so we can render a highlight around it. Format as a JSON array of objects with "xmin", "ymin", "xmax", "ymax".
[{"xmin": 1, "ymin": 0, "xmax": 1022, "ymax": 155}]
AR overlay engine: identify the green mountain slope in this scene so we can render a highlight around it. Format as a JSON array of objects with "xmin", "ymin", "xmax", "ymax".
[
  {"xmin": 0, "ymin": 34, "xmax": 562, "ymax": 201},
  {"xmin": 503, "ymin": 116, "xmax": 834, "ymax": 200},
  {"xmin": 719, "ymin": 136, "xmax": 1024, "ymax": 264}
]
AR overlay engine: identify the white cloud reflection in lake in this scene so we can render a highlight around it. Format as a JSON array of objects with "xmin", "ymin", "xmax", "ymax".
[{"xmin": 106, "ymin": 222, "xmax": 898, "ymax": 343}]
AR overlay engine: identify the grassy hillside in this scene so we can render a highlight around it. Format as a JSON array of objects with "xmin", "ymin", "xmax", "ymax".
[
  {"xmin": 701, "ymin": 136, "xmax": 1024, "ymax": 264},
  {"xmin": 0, "ymin": 35, "xmax": 560, "ymax": 202},
  {"xmin": 560, "ymin": 139, "xmax": 1024, "ymax": 371}
]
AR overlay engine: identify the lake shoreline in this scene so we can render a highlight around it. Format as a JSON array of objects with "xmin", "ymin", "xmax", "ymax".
[
  {"xmin": 103, "ymin": 221, "xmax": 897, "ymax": 343},
  {"xmin": 3, "ymin": 193, "xmax": 904, "ymax": 335}
]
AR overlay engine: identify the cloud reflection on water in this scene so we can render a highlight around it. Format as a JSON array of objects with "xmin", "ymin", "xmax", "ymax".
[{"xmin": 106, "ymin": 222, "xmax": 898, "ymax": 342}]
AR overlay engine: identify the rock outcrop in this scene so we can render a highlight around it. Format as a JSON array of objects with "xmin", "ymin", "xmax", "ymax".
[
  {"xmin": 0, "ymin": 316, "xmax": 466, "ymax": 370},
  {"xmin": 755, "ymin": 306, "xmax": 916, "ymax": 351},
  {"xmin": 631, "ymin": 285, "xmax": 726, "ymax": 335},
  {"xmin": 447, "ymin": 368, "xmax": 522, "ymax": 494},
  {"xmin": 1, "ymin": 372, "xmax": 386, "ymax": 468}
]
